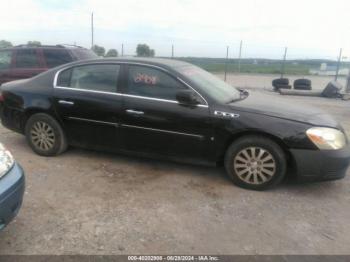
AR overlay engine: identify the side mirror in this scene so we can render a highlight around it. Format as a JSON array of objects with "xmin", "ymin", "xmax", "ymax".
[
  {"xmin": 176, "ymin": 90, "xmax": 200, "ymax": 106},
  {"xmin": 238, "ymin": 88, "xmax": 249, "ymax": 97}
]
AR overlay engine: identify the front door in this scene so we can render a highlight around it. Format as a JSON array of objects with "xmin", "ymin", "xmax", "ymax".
[
  {"xmin": 120, "ymin": 64, "xmax": 213, "ymax": 161},
  {"xmin": 53, "ymin": 63, "xmax": 123, "ymax": 151}
]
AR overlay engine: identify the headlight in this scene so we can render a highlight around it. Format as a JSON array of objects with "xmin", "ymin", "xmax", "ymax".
[
  {"xmin": 0, "ymin": 143, "xmax": 14, "ymax": 179},
  {"xmin": 306, "ymin": 127, "xmax": 346, "ymax": 150}
]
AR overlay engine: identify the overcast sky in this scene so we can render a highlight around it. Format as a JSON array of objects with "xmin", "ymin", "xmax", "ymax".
[{"xmin": 1, "ymin": 0, "xmax": 350, "ymax": 59}]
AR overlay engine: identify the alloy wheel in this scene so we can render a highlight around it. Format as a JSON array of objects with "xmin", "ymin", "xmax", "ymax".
[
  {"xmin": 30, "ymin": 121, "xmax": 56, "ymax": 151},
  {"xmin": 233, "ymin": 147, "xmax": 276, "ymax": 185}
]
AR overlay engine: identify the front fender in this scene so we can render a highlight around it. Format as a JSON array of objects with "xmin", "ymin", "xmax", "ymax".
[{"xmin": 212, "ymin": 110, "xmax": 317, "ymax": 161}]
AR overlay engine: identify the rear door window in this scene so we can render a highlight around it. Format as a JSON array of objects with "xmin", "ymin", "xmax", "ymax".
[
  {"xmin": 15, "ymin": 49, "xmax": 39, "ymax": 68},
  {"xmin": 0, "ymin": 50, "xmax": 12, "ymax": 70},
  {"xmin": 56, "ymin": 64, "xmax": 120, "ymax": 93},
  {"xmin": 43, "ymin": 49, "xmax": 72, "ymax": 68}
]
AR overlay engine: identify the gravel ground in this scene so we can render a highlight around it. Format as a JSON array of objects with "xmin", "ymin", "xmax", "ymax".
[{"xmin": 0, "ymin": 87, "xmax": 349, "ymax": 255}]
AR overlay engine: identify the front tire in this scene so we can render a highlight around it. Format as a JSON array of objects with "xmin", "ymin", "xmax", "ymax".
[
  {"xmin": 224, "ymin": 135, "xmax": 287, "ymax": 190},
  {"xmin": 25, "ymin": 113, "xmax": 67, "ymax": 156}
]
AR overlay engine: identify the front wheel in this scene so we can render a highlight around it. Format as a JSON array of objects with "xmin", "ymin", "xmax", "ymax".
[
  {"xmin": 25, "ymin": 113, "xmax": 68, "ymax": 156},
  {"xmin": 224, "ymin": 135, "xmax": 287, "ymax": 190}
]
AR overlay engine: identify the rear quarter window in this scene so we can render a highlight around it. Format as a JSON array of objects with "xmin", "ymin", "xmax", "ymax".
[
  {"xmin": 43, "ymin": 49, "xmax": 73, "ymax": 68},
  {"xmin": 57, "ymin": 68, "xmax": 72, "ymax": 87}
]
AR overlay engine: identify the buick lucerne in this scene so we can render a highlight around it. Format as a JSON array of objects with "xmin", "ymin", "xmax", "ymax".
[{"xmin": 0, "ymin": 58, "xmax": 349, "ymax": 190}]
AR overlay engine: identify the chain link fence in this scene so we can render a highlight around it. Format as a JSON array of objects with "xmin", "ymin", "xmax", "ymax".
[{"xmin": 103, "ymin": 40, "xmax": 350, "ymax": 91}]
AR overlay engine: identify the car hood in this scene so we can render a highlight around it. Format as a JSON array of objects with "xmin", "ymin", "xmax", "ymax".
[{"xmin": 230, "ymin": 91, "xmax": 340, "ymax": 128}]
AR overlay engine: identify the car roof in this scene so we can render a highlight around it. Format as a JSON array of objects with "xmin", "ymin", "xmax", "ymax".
[
  {"xmin": 64, "ymin": 57, "xmax": 193, "ymax": 70},
  {"xmin": 1, "ymin": 45, "xmax": 89, "ymax": 51}
]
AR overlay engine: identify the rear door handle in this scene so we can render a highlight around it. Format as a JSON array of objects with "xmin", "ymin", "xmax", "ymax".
[
  {"xmin": 126, "ymin": 109, "xmax": 144, "ymax": 115},
  {"xmin": 58, "ymin": 100, "xmax": 74, "ymax": 106}
]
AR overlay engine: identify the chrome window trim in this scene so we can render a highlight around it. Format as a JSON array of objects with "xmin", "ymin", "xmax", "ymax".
[
  {"xmin": 54, "ymin": 86, "xmax": 208, "ymax": 108},
  {"xmin": 121, "ymin": 124, "xmax": 204, "ymax": 139},
  {"xmin": 53, "ymin": 61, "xmax": 209, "ymax": 108},
  {"xmin": 176, "ymin": 77, "xmax": 208, "ymax": 106},
  {"xmin": 55, "ymin": 86, "xmax": 120, "ymax": 97}
]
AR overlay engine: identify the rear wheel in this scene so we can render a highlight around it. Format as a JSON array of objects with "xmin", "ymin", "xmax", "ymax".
[
  {"xmin": 25, "ymin": 113, "xmax": 67, "ymax": 156},
  {"xmin": 224, "ymin": 135, "xmax": 287, "ymax": 190}
]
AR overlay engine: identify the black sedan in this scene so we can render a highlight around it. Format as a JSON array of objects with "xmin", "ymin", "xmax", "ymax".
[{"xmin": 0, "ymin": 58, "xmax": 349, "ymax": 190}]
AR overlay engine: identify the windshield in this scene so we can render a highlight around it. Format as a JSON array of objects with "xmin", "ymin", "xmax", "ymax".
[
  {"xmin": 177, "ymin": 65, "xmax": 241, "ymax": 103},
  {"xmin": 72, "ymin": 49, "xmax": 98, "ymax": 60}
]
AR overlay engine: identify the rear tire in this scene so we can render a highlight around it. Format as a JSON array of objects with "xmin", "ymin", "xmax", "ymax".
[
  {"xmin": 224, "ymin": 135, "xmax": 287, "ymax": 190},
  {"xmin": 25, "ymin": 113, "xmax": 67, "ymax": 156}
]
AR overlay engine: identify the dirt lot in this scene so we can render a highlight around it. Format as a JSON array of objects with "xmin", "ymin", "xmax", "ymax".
[{"xmin": 0, "ymin": 88, "xmax": 350, "ymax": 255}]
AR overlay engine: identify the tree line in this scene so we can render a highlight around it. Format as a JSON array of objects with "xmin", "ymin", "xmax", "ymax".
[
  {"xmin": 92, "ymin": 43, "xmax": 155, "ymax": 57},
  {"xmin": 1, "ymin": 40, "xmax": 156, "ymax": 58}
]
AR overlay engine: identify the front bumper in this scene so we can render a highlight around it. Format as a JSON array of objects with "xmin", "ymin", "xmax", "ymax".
[
  {"xmin": 0, "ymin": 163, "xmax": 25, "ymax": 230},
  {"xmin": 290, "ymin": 145, "xmax": 350, "ymax": 182}
]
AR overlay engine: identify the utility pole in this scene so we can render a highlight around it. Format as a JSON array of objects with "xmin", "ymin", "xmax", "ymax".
[
  {"xmin": 224, "ymin": 46, "xmax": 229, "ymax": 82},
  {"xmin": 345, "ymin": 56, "xmax": 350, "ymax": 93},
  {"xmin": 121, "ymin": 43, "xmax": 124, "ymax": 56},
  {"xmin": 91, "ymin": 12, "xmax": 94, "ymax": 49},
  {"xmin": 238, "ymin": 40, "xmax": 243, "ymax": 73},
  {"xmin": 171, "ymin": 44, "xmax": 174, "ymax": 59},
  {"xmin": 280, "ymin": 47, "xmax": 288, "ymax": 78},
  {"xmin": 346, "ymin": 75, "xmax": 350, "ymax": 93},
  {"xmin": 335, "ymin": 48, "xmax": 342, "ymax": 81},
  {"xmin": 346, "ymin": 65, "xmax": 350, "ymax": 93}
]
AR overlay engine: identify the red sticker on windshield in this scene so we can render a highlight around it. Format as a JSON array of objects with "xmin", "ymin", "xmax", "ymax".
[{"xmin": 181, "ymin": 68, "xmax": 197, "ymax": 76}]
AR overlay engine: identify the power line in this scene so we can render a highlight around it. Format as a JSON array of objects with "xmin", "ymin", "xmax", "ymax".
[{"xmin": 91, "ymin": 12, "xmax": 94, "ymax": 49}]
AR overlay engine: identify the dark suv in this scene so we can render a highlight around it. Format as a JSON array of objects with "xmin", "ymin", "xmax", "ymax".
[{"xmin": 0, "ymin": 45, "xmax": 98, "ymax": 85}]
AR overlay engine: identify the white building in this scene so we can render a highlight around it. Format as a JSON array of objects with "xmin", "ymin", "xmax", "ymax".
[{"xmin": 310, "ymin": 63, "xmax": 349, "ymax": 76}]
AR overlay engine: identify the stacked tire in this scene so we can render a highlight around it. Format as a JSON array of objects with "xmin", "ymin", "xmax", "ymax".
[
  {"xmin": 272, "ymin": 78, "xmax": 313, "ymax": 91},
  {"xmin": 272, "ymin": 78, "xmax": 291, "ymax": 91},
  {"xmin": 294, "ymin": 79, "xmax": 312, "ymax": 90}
]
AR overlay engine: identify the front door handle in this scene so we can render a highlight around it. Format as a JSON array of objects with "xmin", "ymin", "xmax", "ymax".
[
  {"xmin": 58, "ymin": 100, "xmax": 74, "ymax": 106},
  {"xmin": 126, "ymin": 109, "xmax": 144, "ymax": 115}
]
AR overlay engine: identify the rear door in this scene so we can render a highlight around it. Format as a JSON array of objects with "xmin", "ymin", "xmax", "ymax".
[
  {"xmin": 53, "ymin": 63, "xmax": 124, "ymax": 150},
  {"xmin": 119, "ymin": 64, "xmax": 213, "ymax": 161},
  {"xmin": 12, "ymin": 49, "xmax": 46, "ymax": 80}
]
